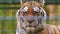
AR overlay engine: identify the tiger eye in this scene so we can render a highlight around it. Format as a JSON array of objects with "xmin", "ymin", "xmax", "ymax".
[
  {"xmin": 22, "ymin": 12, "xmax": 27, "ymax": 16},
  {"xmin": 40, "ymin": 12, "xmax": 43, "ymax": 15},
  {"xmin": 33, "ymin": 11, "xmax": 40, "ymax": 16}
]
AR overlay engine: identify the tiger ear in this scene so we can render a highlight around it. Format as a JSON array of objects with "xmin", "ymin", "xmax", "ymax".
[
  {"xmin": 38, "ymin": 0, "xmax": 45, "ymax": 6},
  {"xmin": 20, "ymin": 0, "xmax": 25, "ymax": 6}
]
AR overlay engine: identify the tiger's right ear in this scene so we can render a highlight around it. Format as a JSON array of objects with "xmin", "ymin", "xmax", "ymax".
[{"xmin": 20, "ymin": 0, "xmax": 25, "ymax": 6}]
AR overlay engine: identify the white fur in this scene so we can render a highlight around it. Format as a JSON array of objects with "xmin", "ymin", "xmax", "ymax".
[
  {"xmin": 33, "ymin": 6, "xmax": 39, "ymax": 12},
  {"xmin": 22, "ymin": 6, "xmax": 28, "ymax": 12}
]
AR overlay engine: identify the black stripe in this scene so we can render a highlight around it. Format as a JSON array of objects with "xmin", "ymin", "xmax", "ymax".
[
  {"xmin": 52, "ymin": 27, "xmax": 56, "ymax": 34},
  {"xmin": 46, "ymin": 25, "xmax": 50, "ymax": 34}
]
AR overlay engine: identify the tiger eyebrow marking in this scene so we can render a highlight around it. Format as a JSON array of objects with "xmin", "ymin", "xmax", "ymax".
[
  {"xmin": 33, "ymin": 6, "xmax": 40, "ymax": 12},
  {"xmin": 22, "ymin": 6, "xmax": 28, "ymax": 12}
]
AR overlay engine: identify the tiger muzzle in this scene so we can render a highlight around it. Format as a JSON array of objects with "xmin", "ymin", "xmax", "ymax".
[
  {"xmin": 24, "ymin": 16, "xmax": 39, "ymax": 27},
  {"xmin": 27, "ymin": 19, "xmax": 34, "ymax": 24},
  {"xmin": 25, "ymin": 16, "xmax": 35, "ymax": 24}
]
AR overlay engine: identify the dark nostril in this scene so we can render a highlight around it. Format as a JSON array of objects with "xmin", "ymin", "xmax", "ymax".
[{"xmin": 27, "ymin": 20, "xmax": 33, "ymax": 24}]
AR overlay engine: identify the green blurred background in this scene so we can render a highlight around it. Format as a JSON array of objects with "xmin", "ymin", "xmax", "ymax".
[{"xmin": 0, "ymin": 0, "xmax": 60, "ymax": 34}]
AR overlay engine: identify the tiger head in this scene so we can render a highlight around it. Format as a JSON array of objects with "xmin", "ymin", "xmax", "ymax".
[{"xmin": 16, "ymin": 0, "xmax": 46, "ymax": 33}]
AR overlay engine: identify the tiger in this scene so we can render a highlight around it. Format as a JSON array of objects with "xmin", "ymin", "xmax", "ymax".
[{"xmin": 16, "ymin": 0, "xmax": 60, "ymax": 34}]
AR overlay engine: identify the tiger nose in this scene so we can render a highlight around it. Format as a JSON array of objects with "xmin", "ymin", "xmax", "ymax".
[
  {"xmin": 26, "ymin": 16, "xmax": 34, "ymax": 24},
  {"xmin": 27, "ymin": 20, "xmax": 34, "ymax": 24}
]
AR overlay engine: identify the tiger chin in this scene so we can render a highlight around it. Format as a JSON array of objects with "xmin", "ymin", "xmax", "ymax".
[{"xmin": 16, "ymin": 0, "xmax": 60, "ymax": 34}]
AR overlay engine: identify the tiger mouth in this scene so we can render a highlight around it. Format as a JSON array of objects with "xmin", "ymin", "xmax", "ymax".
[
  {"xmin": 25, "ymin": 23, "xmax": 40, "ymax": 30},
  {"xmin": 26, "ymin": 24, "xmax": 39, "ymax": 27},
  {"xmin": 26, "ymin": 27, "xmax": 35, "ymax": 31},
  {"xmin": 24, "ymin": 23, "xmax": 43, "ymax": 32},
  {"xmin": 25, "ymin": 26, "xmax": 37, "ymax": 32}
]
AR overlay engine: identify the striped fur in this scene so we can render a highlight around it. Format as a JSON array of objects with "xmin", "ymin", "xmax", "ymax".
[
  {"xmin": 16, "ymin": 1, "xmax": 60, "ymax": 34},
  {"xmin": 38, "ymin": 25, "xmax": 60, "ymax": 34}
]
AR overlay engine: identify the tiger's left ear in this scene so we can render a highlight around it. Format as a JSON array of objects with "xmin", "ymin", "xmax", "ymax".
[{"xmin": 38, "ymin": 0, "xmax": 45, "ymax": 6}]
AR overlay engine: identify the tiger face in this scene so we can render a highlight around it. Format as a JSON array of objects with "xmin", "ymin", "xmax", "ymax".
[{"xmin": 16, "ymin": 1, "xmax": 46, "ymax": 33}]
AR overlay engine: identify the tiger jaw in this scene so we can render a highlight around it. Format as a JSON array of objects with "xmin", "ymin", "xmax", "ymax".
[
  {"xmin": 24, "ymin": 23, "xmax": 44, "ymax": 33},
  {"xmin": 23, "ymin": 20, "xmax": 44, "ymax": 31}
]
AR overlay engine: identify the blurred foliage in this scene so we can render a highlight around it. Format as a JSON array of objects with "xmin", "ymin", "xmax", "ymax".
[
  {"xmin": 0, "ymin": 4, "xmax": 20, "ymax": 34},
  {"xmin": 0, "ymin": 0, "xmax": 59, "ymax": 4},
  {"xmin": 58, "ymin": 5, "xmax": 60, "ymax": 24}
]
